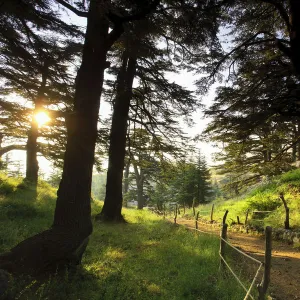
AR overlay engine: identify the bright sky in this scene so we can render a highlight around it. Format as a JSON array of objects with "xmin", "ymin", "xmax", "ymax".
[
  {"xmin": 6, "ymin": 5, "xmax": 218, "ymax": 178},
  {"xmin": 167, "ymin": 70, "xmax": 217, "ymax": 165}
]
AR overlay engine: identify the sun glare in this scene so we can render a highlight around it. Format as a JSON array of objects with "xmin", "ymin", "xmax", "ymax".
[{"xmin": 34, "ymin": 111, "xmax": 50, "ymax": 126}]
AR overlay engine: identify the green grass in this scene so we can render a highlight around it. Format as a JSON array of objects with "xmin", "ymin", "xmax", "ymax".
[
  {"xmin": 0, "ymin": 175, "xmax": 57, "ymax": 253},
  {"xmin": 0, "ymin": 173, "xmax": 247, "ymax": 300},
  {"xmin": 185, "ymin": 169, "xmax": 300, "ymax": 230}
]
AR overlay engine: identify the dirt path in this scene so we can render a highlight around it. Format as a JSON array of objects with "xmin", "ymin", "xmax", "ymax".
[{"xmin": 175, "ymin": 218, "xmax": 300, "ymax": 300}]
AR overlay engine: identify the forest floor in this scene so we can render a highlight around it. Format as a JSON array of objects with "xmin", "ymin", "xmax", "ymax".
[{"xmin": 175, "ymin": 218, "xmax": 300, "ymax": 300}]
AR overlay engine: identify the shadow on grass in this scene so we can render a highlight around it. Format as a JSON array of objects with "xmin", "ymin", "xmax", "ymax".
[
  {"xmin": 7, "ymin": 218, "xmax": 247, "ymax": 300},
  {"xmin": 0, "ymin": 192, "xmax": 247, "ymax": 300},
  {"xmin": 0, "ymin": 183, "xmax": 57, "ymax": 253}
]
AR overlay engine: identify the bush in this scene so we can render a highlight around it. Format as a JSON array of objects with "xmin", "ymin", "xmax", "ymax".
[
  {"xmin": 280, "ymin": 168, "xmax": 300, "ymax": 183},
  {"xmin": 0, "ymin": 179, "xmax": 15, "ymax": 195},
  {"xmin": 247, "ymin": 193, "xmax": 282, "ymax": 211},
  {"xmin": 0, "ymin": 174, "xmax": 20, "ymax": 195}
]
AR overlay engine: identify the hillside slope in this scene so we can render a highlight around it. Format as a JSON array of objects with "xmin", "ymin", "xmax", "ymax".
[{"xmin": 196, "ymin": 169, "xmax": 300, "ymax": 230}]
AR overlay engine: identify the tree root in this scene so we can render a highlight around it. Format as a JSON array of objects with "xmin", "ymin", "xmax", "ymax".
[
  {"xmin": 95, "ymin": 213, "xmax": 127, "ymax": 223},
  {"xmin": 0, "ymin": 226, "xmax": 91, "ymax": 276}
]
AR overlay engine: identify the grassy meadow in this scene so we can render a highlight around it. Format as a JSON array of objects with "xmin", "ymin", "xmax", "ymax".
[
  {"xmin": 0, "ymin": 173, "xmax": 246, "ymax": 300},
  {"xmin": 185, "ymin": 169, "xmax": 300, "ymax": 230}
]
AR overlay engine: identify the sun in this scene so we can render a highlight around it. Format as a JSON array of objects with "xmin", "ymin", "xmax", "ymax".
[{"xmin": 34, "ymin": 111, "xmax": 50, "ymax": 127}]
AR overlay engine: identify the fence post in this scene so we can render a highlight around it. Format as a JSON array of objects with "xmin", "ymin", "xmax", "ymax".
[
  {"xmin": 174, "ymin": 204, "xmax": 178, "ymax": 224},
  {"xmin": 223, "ymin": 210, "xmax": 229, "ymax": 225},
  {"xmin": 220, "ymin": 223, "xmax": 228, "ymax": 270},
  {"xmin": 195, "ymin": 211, "xmax": 199, "ymax": 229},
  {"xmin": 163, "ymin": 204, "xmax": 166, "ymax": 220},
  {"xmin": 192, "ymin": 198, "xmax": 196, "ymax": 216},
  {"xmin": 258, "ymin": 226, "xmax": 272, "ymax": 300},
  {"xmin": 245, "ymin": 209, "xmax": 249, "ymax": 226},
  {"xmin": 210, "ymin": 204, "xmax": 215, "ymax": 223},
  {"xmin": 279, "ymin": 193, "xmax": 290, "ymax": 229}
]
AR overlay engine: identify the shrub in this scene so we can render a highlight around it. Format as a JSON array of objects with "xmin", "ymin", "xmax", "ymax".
[
  {"xmin": 280, "ymin": 169, "xmax": 300, "ymax": 183},
  {"xmin": 0, "ymin": 179, "xmax": 15, "ymax": 195},
  {"xmin": 0, "ymin": 174, "xmax": 19, "ymax": 195},
  {"xmin": 247, "ymin": 193, "xmax": 282, "ymax": 211}
]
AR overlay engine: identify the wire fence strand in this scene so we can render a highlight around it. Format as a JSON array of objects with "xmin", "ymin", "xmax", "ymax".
[
  {"xmin": 220, "ymin": 236, "xmax": 263, "ymax": 265},
  {"xmin": 178, "ymin": 221, "xmax": 264, "ymax": 300},
  {"xmin": 185, "ymin": 226, "xmax": 215, "ymax": 235},
  {"xmin": 219, "ymin": 254, "xmax": 255, "ymax": 300},
  {"xmin": 244, "ymin": 263, "xmax": 263, "ymax": 300}
]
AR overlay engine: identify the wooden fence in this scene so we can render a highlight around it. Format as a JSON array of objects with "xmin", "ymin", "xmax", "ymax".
[
  {"xmin": 168, "ymin": 208, "xmax": 272, "ymax": 300},
  {"xmin": 161, "ymin": 191, "xmax": 292, "ymax": 230}
]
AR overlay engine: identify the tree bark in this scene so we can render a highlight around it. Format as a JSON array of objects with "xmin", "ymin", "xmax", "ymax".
[
  {"xmin": 98, "ymin": 52, "xmax": 136, "ymax": 221},
  {"xmin": 25, "ymin": 115, "xmax": 39, "ymax": 186},
  {"xmin": 262, "ymin": 149, "xmax": 268, "ymax": 163},
  {"xmin": 123, "ymin": 158, "xmax": 130, "ymax": 194},
  {"xmin": 297, "ymin": 122, "xmax": 300, "ymax": 161},
  {"xmin": 289, "ymin": 0, "xmax": 300, "ymax": 76},
  {"xmin": 136, "ymin": 179, "xmax": 144, "ymax": 209},
  {"xmin": 0, "ymin": 133, "xmax": 3, "ymax": 149},
  {"xmin": 25, "ymin": 63, "xmax": 48, "ymax": 186},
  {"xmin": 133, "ymin": 163, "xmax": 144, "ymax": 209},
  {"xmin": 279, "ymin": 192, "xmax": 290, "ymax": 229},
  {"xmin": 0, "ymin": 0, "xmax": 122, "ymax": 275},
  {"xmin": 292, "ymin": 126, "xmax": 297, "ymax": 162}
]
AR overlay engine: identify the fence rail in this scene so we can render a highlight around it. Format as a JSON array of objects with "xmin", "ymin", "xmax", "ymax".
[
  {"xmin": 160, "ymin": 195, "xmax": 292, "ymax": 230},
  {"xmin": 168, "ymin": 212, "xmax": 272, "ymax": 300}
]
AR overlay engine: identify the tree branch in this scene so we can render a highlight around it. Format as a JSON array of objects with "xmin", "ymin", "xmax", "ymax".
[
  {"xmin": 210, "ymin": 31, "xmax": 275, "ymax": 79},
  {"xmin": 260, "ymin": 0, "xmax": 290, "ymax": 32},
  {"xmin": 55, "ymin": 0, "xmax": 88, "ymax": 17},
  {"xmin": 0, "ymin": 144, "xmax": 26, "ymax": 157},
  {"xmin": 107, "ymin": 0, "xmax": 160, "ymax": 48},
  {"xmin": 109, "ymin": 0, "xmax": 160, "ymax": 24}
]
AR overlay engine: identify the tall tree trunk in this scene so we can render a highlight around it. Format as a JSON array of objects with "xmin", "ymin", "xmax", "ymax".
[
  {"xmin": 122, "ymin": 158, "xmax": 130, "ymax": 208},
  {"xmin": 123, "ymin": 158, "xmax": 130, "ymax": 194},
  {"xmin": 289, "ymin": 0, "xmax": 300, "ymax": 76},
  {"xmin": 0, "ymin": 133, "xmax": 3, "ymax": 149},
  {"xmin": 25, "ymin": 60, "xmax": 49, "ymax": 186},
  {"xmin": 0, "ymin": 1, "xmax": 123, "ymax": 275},
  {"xmin": 0, "ymin": 133, "xmax": 3, "ymax": 169},
  {"xmin": 292, "ymin": 125, "xmax": 297, "ymax": 162},
  {"xmin": 262, "ymin": 149, "xmax": 268, "ymax": 163},
  {"xmin": 133, "ymin": 163, "xmax": 144, "ymax": 209},
  {"xmin": 25, "ymin": 120, "xmax": 39, "ymax": 185},
  {"xmin": 98, "ymin": 52, "xmax": 136, "ymax": 221},
  {"xmin": 297, "ymin": 122, "xmax": 300, "ymax": 161},
  {"xmin": 123, "ymin": 122, "xmax": 131, "ymax": 195},
  {"xmin": 136, "ymin": 180, "xmax": 144, "ymax": 209}
]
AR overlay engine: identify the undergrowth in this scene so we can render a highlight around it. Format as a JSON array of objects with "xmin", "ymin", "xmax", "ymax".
[{"xmin": 0, "ymin": 173, "xmax": 246, "ymax": 300}]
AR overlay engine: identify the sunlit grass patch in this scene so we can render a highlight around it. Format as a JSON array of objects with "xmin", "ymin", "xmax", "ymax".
[
  {"xmin": 146, "ymin": 282, "xmax": 162, "ymax": 294},
  {"xmin": 181, "ymin": 169, "xmax": 300, "ymax": 229},
  {"xmin": 104, "ymin": 247, "xmax": 127, "ymax": 260},
  {"xmin": 0, "ymin": 176, "xmax": 57, "ymax": 252}
]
